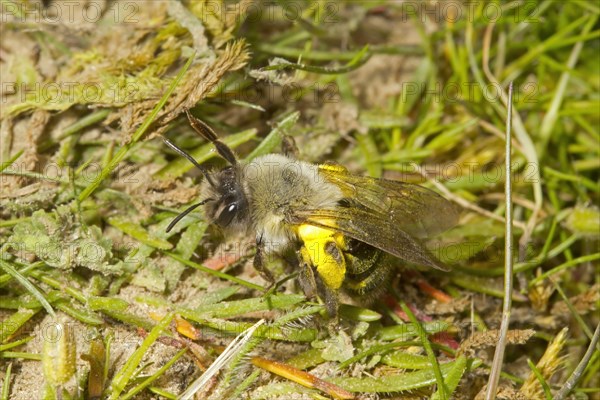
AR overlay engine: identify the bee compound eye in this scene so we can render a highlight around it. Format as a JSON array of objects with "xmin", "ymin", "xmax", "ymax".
[{"xmin": 216, "ymin": 202, "xmax": 238, "ymax": 227}]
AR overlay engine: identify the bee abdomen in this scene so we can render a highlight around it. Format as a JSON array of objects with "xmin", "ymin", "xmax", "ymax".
[
  {"xmin": 344, "ymin": 240, "xmax": 393, "ymax": 296},
  {"xmin": 344, "ymin": 240, "xmax": 382, "ymax": 274},
  {"xmin": 344, "ymin": 263, "xmax": 393, "ymax": 296}
]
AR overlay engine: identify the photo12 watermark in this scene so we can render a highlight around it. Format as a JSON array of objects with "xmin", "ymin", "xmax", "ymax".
[
  {"xmin": 396, "ymin": 1, "xmax": 541, "ymax": 24},
  {"xmin": 1, "ymin": 1, "xmax": 139, "ymax": 24},
  {"xmin": 1, "ymin": 81, "xmax": 141, "ymax": 106}
]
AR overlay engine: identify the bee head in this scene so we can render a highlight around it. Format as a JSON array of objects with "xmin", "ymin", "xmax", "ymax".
[
  {"xmin": 164, "ymin": 110, "xmax": 249, "ymax": 233},
  {"xmin": 203, "ymin": 166, "xmax": 249, "ymax": 228}
]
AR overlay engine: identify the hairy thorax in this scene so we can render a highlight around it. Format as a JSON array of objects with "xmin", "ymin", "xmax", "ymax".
[{"xmin": 241, "ymin": 154, "xmax": 343, "ymax": 253}]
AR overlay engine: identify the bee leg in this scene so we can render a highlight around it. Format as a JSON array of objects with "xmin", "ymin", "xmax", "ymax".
[
  {"xmin": 254, "ymin": 236, "xmax": 275, "ymax": 286},
  {"xmin": 297, "ymin": 245, "xmax": 339, "ymax": 319},
  {"xmin": 295, "ymin": 251, "xmax": 317, "ymax": 299},
  {"xmin": 315, "ymin": 273, "xmax": 339, "ymax": 320},
  {"xmin": 315, "ymin": 275, "xmax": 341, "ymax": 334},
  {"xmin": 282, "ymin": 136, "xmax": 299, "ymax": 158}
]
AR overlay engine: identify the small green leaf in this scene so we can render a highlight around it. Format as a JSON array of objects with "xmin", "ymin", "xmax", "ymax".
[
  {"xmin": 331, "ymin": 359, "xmax": 459, "ymax": 392},
  {"xmin": 566, "ymin": 206, "xmax": 600, "ymax": 237},
  {"xmin": 182, "ymin": 293, "xmax": 305, "ymax": 319},
  {"xmin": 431, "ymin": 355, "xmax": 468, "ymax": 400},
  {"xmin": 313, "ymin": 330, "xmax": 354, "ymax": 362},
  {"xmin": 381, "ymin": 351, "xmax": 431, "ymax": 369},
  {"xmin": 339, "ymin": 304, "xmax": 382, "ymax": 322}
]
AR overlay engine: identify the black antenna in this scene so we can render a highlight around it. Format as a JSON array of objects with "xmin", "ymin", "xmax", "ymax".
[
  {"xmin": 185, "ymin": 109, "xmax": 238, "ymax": 166},
  {"xmin": 163, "ymin": 138, "xmax": 217, "ymax": 188},
  {"xmin": 166, "ymin": 199, "xmax": 211, "ymax": 232}
]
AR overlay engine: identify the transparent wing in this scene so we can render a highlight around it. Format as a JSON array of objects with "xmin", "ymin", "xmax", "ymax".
[
  {"xmin": 290, "ymin": 207, "xmax": 449, "ymax": 270},
  {"xmin": 319, "ymin": 167, "xmax": 460, "ymax": 238},
  {"xmin": 288, "ymin": 168, "xmax": 460, "ymax": 270}
]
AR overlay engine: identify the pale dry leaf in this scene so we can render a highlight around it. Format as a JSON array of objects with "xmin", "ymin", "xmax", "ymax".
[
  {"xmin": 459, "ymin": 329, "xmax": 536, "ymax": 356},
  {"xmin": 134, "ymin": 39, "xmax": 250, "ymax": 139},
  {"xmin": 551, "ymin": 283, "xmax": 600, "ymax": 316}
]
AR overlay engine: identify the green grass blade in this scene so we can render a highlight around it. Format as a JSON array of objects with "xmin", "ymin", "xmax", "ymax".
[
  {"xmin": 529, "ymin": 252, "xmax": 600, "ymax": 286},
  {"xmin": 431, "ymin": 355, "xmax": 468, "ymax": 400},
  {"xmin": 1, "ymin": 362, "xmax": 12, "ymax": 400},
  {"xmin": 121, "ymin": 348, "xmax": 187, "ymax": 400},
  {"xmin": 263, "ymin": 45, "xmax": 371, "ymax": 74},
  {"xmin": 0, "ymin": 260, "xmax": 54, "ymax": 317},
  {"xmin": 108, "ymin": 312, "xmax": 175, "ymax": 400},
  {"xmin": 244, "ymin": 111, "xmax": 300, "ymax": 162},
  {"xmin": 163, "ymin": 250, "xmax": 264, "ymax": 291},
  {"xmin": 526, "ymin": 358, "xmax": 554, "ymax": 400},
  {"xmin": 0, "ymin": 337, "xmax": 33, "ymax": 352},
  {"xmin": 0, "ymin": 308, "xmax": 40, "ymax": 343},
  {"xmin": 0, "ymin": 150, "xmax": 24, "ymax": 172},
  {"xmin": 400, "ymin": 302, "xmax": 448, "ymax": 399},
  {"xmin": 106, "ymin": 217, "xmax": 173, "ymax": 250}
]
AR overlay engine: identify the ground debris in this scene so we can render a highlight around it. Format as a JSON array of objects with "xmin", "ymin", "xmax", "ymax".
[{"xmin": 459, "ymin": 329, "xmax": 536, "ymax": 357}]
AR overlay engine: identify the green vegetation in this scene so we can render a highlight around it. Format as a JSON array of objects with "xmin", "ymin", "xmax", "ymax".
[{"xmin": 0, "ymin": 1, "xmax": 598, "ymax": 399}]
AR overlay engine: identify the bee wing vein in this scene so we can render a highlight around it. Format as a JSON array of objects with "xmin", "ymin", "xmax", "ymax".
[{"xmin": 319, "ymin": 168, "xmax": 460, "ymax": 238}]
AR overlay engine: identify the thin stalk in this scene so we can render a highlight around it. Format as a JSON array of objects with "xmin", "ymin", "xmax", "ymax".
[
  {"xmin": 485, "ymin": 82, "xmax": 514, "ymax": 400},
  {"xmin": 555, "ymin": 322, "xmax": 600, "ymax": 400}
]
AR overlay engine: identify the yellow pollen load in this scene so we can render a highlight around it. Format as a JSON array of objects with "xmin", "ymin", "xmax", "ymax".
[{"xmin": 298, "ymin": 223, "xmax": 346, "ymax": 290}]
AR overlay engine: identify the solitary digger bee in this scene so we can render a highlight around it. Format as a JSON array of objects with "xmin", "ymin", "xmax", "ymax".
[{"xmin": 164, "ymin": 110, "xmax": 460, "ymax": 318}]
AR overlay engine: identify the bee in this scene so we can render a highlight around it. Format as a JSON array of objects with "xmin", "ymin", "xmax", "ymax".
[{"xmin": 164, "ymin": 110, "xmax": 460, "ymax": 318}]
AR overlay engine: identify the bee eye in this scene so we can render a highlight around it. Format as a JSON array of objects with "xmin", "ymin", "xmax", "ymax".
[{"xmin": 216, "ymin": 202, "xmax": 238, "ymax": 227}]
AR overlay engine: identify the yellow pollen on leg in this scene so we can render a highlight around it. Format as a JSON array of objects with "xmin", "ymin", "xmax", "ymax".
[{"xmin": 298, "ymin": 224, "xmax": 346, "ymax": 290}]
